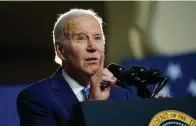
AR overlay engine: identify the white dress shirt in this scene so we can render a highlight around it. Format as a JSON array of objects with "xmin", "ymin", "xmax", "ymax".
[{"xmin": 62, "ymin": 69, "xmax": 89, "ymax": 102}]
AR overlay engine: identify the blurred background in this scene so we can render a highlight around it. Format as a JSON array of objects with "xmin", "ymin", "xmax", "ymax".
[{"xmin": 0, "ymin": 1, "xmax": 196, "ymax": 126}]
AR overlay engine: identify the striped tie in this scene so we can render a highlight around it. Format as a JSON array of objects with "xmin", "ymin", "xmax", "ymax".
[{"xmin": 81, "ymin": 87, "xmax": 90, "ymax": 101}]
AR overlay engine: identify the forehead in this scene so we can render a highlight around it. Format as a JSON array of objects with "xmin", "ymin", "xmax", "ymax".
[{"xmin": 64, "ymin": 15, "xmax": 102, "ymax": 34}]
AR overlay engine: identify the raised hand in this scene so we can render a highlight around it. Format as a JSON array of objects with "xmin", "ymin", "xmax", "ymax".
[{"xmin": 88, "ymin": 54, "xmax": 117, "ymax": 100}]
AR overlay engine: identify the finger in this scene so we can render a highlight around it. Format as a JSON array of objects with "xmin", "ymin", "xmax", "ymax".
[
  {"xmin": 154, "ymin": 94, "xmax": 168, "ymax": 99},
  {"xmin": 154, "ymin": 94, "xmax": 164, "ymax": 98},
  {"xmin": 98, "ymin": 53, "xmax": 105, "ymax": 72},
  {"xmin": 93, "ymin": 53, "xmax": 104, "ymax": 77},
  {"xmin": 101, "ymin": 76, "xmax": 116, "ymax": 84},
  {"xmin": 101, "ymin": 76, "xmax": 117, "ymax": 87},
  {"xmin": 159, "ymin": 95, "xmax": 165, "ymax": 98},
  {"xmin": 93, "ymin": 75, "xmax": 116, "ymax": 87},
  {"xmin": 95, "ymin": 68, "xmax": 113, "ymax": 84},
  {"xmin": 100, "ymin": 77, "xmax": 117, "ymax": 90},
  {"xmin": 160, "ymin": 95, "xmax": 168, "ymax": 98},
  {"xmin": 102, "ymin": 68, "xmax": 114, "ymax": 78},
  {"xmin": 107, "ymin": 77, "xmax": 117, "ymax": 86},
  {"xmin": 90, "ymin": 74, "xmax": 114, "ymax": 88},
  {"xmin": 154, "ymin": 95, "xmax": 159, "ymax": 98}
]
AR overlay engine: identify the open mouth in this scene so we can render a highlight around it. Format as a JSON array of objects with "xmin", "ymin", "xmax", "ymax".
[
  {"xmin": 86, "ymin": 57, "xmax": 98, "ymax": 61},
  {"xmin": 85, "ymin": 57, "xmax": 99, "ymax": 63}
]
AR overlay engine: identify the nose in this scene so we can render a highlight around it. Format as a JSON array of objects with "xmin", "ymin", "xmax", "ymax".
[{"xmin": 86, "ymin": 39, "xmax": 96, "ymax": 53}]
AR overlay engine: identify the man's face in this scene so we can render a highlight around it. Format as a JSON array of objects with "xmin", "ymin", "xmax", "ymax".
[{"xmin": 62, "ymin": 15, "xmax": 105, "ymax": 75}]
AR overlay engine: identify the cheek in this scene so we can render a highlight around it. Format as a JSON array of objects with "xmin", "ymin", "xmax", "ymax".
[
  {"xmin": 97, "ymin": 43, "xmax": 105, "ymax": 53},
  {"xmin": 70, "ymin": 45, "xmax": 86, "ymax": 63}
]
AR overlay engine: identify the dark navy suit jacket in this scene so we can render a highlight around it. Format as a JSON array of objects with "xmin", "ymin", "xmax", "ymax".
[{"xmin": 17, "ymin": 68, "xmax": 131, "ymax": 126}]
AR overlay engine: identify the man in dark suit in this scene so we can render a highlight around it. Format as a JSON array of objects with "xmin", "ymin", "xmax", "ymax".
[{"xmin": 17, "ymin": 8, "xmax": 131, "ymax": 126}]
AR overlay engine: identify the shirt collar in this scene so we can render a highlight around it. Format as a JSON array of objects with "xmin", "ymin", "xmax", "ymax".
[{"xmin": 62, "ymin": 69, "xmax": 89, "ymax": 96}]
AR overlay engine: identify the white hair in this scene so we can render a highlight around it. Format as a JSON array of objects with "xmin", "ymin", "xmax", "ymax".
[{"xmin": 52, "ymin": 8, "xmax": 105, "ymax": 65}]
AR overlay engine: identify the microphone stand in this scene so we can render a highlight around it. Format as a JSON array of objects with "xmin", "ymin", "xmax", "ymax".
[
  {"xmin": 151, "ymin": 77, "xmax": 168, "ymax": 97},
  {"xmin": 131, "ymin": 76, "xmax": 152, "ymax": 98},
  {"xmin": 125, "ymin": 72, "xmax": 152, "ymax": 98},
  {"xmin": 115, "ymin": 77, "xmax": 152, "ymax": 98},
  {"xmin": 137, "ymin": 82, "xmax": 152, "ymax": 98}
]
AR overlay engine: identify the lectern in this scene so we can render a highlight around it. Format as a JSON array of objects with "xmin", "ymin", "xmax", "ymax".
[{"xmin": 72, "ymin": 97, "xmax": 196, "ymax": 126}]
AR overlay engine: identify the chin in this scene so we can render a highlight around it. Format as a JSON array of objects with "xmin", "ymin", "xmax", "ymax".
[{"xmin": 85, "ymin": 66, "xmax": 99, "ymax": 75}]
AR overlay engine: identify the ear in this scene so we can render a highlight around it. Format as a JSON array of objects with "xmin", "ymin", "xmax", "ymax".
[{"xmin": 55, "ymin": 41, "xmax": 66, "ymax": 61}]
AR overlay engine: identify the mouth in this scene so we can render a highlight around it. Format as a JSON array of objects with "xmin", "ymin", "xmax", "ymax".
[{"xmin": 85, "ymin": 57, "xmax": 99, "ymax": 63}]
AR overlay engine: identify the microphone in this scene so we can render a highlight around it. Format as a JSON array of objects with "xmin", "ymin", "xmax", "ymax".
[
  {"xmin": 129, "ymin": 66, "xmax": 165, "ymax": 84},
  {"xmin": 128, "ymin": 65, "xmax": 168, "ymax": 97},
  {"xmin": 107, "ymin": 63, "xmax": 152, "ymax": 98},
  {"xmin": 107, "ymin": 63, "xmax": 147, "ymax": 87},
  {"xmin": 107, "ymin": 63, "xmax": 168, "ymax": 98},
  {"xmin": 107, "ymin": 63, "xmax": 127, "ymax": 79}
]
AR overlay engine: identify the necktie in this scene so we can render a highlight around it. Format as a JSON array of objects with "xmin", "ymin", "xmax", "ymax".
[{"xmin": 81, "ymin": 87, "xmax": 90, "ymax": 101}]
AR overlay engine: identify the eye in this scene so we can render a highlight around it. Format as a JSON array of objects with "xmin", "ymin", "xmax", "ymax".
[
  {"xmin": 76, "ymin": 35, "xmax": 86, "ymax": 40},
  {"xmin": 94, "ymin": 36, "xmax": 102, "ymax": 40}
]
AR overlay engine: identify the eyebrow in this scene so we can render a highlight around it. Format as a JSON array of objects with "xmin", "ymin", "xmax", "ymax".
[
  {"xmin": 94, "ymin": 33, "xmax": 102, "ymax": 36},
  {"xmin": 72, "ymin": 32, "xmax": 86, "ymax": 36},
  {"xmin": 72, "ymin": 32, "xmax": 102, "ymax": 37}
]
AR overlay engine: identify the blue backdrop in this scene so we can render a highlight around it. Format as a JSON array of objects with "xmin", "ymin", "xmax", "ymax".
[{"xmin": 121, "ymin": 52, "xmax": 196, "ymax": 98}]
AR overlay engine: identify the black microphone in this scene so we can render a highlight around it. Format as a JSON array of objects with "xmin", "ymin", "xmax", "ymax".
[
  {"xmin": 107, "ymin": 63, "xmax": 168, "ymax": 98},
  {"xmin": 107, "ymin": 63, "xmax": 147, "ymax": 86},
  {"xmin": 107, "ymin": 63, "xmax": 127, "ymax": 79},
  {"xmin": 129, "ymin": 66, "xmax": 165, "ymax": 84},
  {"xmin": 107, "ymin": 63, "xmax": 152, "ymax": 98}
]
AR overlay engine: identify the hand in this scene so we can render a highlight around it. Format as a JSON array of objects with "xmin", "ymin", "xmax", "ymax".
[
  {"xmin": 88, "ymin": 54, "xmax": 117, "ymax": 100},
  {"xmin": 154, "ymin": 94, "xmax": 169, "ymax": 99}
]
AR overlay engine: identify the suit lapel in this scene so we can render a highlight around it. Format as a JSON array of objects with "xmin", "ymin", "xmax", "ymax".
[{"xmin": 50, "ymin": 67, "xmax": 79, "ymax": 115}]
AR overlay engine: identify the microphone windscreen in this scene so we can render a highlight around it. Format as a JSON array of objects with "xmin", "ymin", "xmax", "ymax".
[
  {"xmin": 107, "ymin": 63, "xmax": 126, "ymax": 78},
  {"xmin": 129, "ymin": 65, "xmax": 147, "ymax": 72}
]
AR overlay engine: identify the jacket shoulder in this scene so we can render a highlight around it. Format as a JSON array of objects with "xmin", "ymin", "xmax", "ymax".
[{"xmin": 17, "ymin": 77, "xmax": 53, "ymax": 102}]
